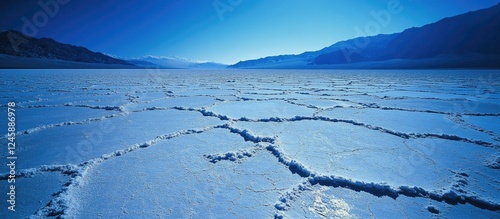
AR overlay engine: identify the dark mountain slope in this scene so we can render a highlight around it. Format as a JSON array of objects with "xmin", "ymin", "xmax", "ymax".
[
  {"xmin": 0, "ymin": 30, "xmax": 133, "ymax": 66},
  {"xmin": 230, "ymin": 3, "xmax": 500, "ymax": 68},
  {"xmin": 313, "ymin": 3, "xmax": 500, "ymax": 65}
]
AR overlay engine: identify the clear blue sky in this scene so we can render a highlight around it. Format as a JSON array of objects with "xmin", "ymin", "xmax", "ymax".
[{"xmin": 1, "ymin": 0, "xmax": 499, "ymax": 64}]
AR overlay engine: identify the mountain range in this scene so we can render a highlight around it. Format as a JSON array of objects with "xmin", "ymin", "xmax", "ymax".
[
  {"xmin": 0, "ymin": 30, "xmax": 133, "ymax": 68},
  {"xmin": 229, "ymin": 2, "xmax": 500, "ymax": 69},
  {"xmin": 1, "ymin": 2, "xmax": 500, "ymax": 69},
  {"xmin": 0, "ymin": 31, "xmax": 226, "ymax": 69}
]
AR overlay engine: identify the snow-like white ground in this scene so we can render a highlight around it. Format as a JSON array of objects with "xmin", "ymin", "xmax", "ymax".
[{"xmin": 1, "ymin": 69, "xmax": 499, "ymax": 218}]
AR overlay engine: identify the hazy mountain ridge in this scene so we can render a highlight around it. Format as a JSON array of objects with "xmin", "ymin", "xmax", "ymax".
[
  {"xmin": 230, "ymin": 3, "xmax": 500, "ymax": 68},
  {"xmin": 126, "ymin": 55, "xmax": 227, "ymax": 69}
]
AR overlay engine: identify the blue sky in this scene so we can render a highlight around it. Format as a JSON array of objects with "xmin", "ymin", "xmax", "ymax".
[{"xmin": 1, "ymin": 0, "xmax": 499, "ymax": 64}]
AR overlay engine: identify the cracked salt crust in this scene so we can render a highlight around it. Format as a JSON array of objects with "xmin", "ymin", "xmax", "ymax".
[{"xmin": 0, "ymin": 69, "xmax": 499, "ymax": 218}]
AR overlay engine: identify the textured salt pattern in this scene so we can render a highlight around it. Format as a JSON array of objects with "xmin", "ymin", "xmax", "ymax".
[{"xmin": 1, "ymin": 69, "xmax": 499, "ymax": 218}]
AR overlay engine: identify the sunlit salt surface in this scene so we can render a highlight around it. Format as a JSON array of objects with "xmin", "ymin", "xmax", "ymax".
[{"xmin": 1, "ymin": 69, "xmax": 499, "ymax": 218}]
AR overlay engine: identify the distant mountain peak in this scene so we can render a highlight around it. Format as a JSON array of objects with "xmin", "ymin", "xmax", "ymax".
[
  {"xmin": 126, "ymin": 55, "xmax": 227, "ymax": 69},
  {"xmin": 140, "ymin": 55, "xmax": 210, "ymax": 64}
]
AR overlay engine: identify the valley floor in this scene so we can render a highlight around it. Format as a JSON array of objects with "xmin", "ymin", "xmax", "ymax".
[{"xmin": 1, "ymin": 69, "xmax": 499, "ymax": 218}]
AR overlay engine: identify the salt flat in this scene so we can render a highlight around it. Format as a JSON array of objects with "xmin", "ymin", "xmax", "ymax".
[{"xmin": 1, "ymin": 69, "xmax": 499, "ymax": 218}]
